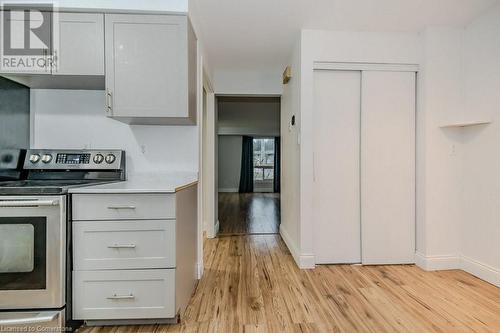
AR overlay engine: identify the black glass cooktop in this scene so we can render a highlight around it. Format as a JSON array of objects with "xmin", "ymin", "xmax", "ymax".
[{"xmin": 0, "ymin": 180, "xmax": 114, "ymax": 195}]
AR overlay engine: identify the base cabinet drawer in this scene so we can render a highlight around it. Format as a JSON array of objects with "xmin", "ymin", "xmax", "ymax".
[
  {"xmin": 73, "ymin": 220, "xmax": 176, "ymax": 270},
  {"xmin": 72, "ymin": 194, "xmax": 175, "ymax": 220},
  {"xmin": 73, "ymin": 269, "xmax": 175, "ymax": 320}
]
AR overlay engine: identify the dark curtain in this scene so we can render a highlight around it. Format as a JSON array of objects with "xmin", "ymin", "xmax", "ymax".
[
  {"xmin": 274, "ymin": 137, "xmax": 281, "ymax": 193},
  {"xmin": 239, "ymin": 136, "xmax": 254, "ymax": 193}
]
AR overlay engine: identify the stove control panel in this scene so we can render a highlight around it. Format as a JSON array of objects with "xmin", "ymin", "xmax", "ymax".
[
  {"xmin": 56, "ymin": 153, "xmax": 90, "ymax": 164},
  {"xmin": 24, "ymin": 149, "xmax": 124, "ymax": 170}
]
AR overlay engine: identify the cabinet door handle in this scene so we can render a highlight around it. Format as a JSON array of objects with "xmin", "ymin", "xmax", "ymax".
[
  {"xmin": 43, "ymin": 49, "xmax": 48, "ymax": 72},
  {"xmin": 53, "ymin": 49, "xmax": 58, "ymax": 72},
  {"xmin": 106, "ymin": 89, "xmax": 113, "ymax": 115},
  {"xmin": 107, "ymin": 205, "xmax": 136, "ymax": 210},
  {"xmin": 107, "ymin": 244, "xmax": 136, "ymax": 249},
  {"xmin": 106, "ymin": 293, "xmax": 135, "ymax": 300}
]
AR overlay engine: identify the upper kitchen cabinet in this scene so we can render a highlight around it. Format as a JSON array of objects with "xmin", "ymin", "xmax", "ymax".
[
  {"xmin": 105, "ymin": 14, "xmax": 197, "ymax": 125},
  {"xmin": 53, "ymin": 13, "xmax": 104, "ymax": 76},
  {"xmin": 0, "ymin": 10, "xmax": 51, "ymax": 74},
  {"xmin": 0, "ymin": 12, "xmax": 105, "ymax": 89}
]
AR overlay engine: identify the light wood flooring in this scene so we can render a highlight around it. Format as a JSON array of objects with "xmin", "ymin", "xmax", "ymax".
[
  {"xmin": 218, "ymin": 193, "xmax": 280, "ymax": 235},
  {"xmin": 77, "ymin": 234, "xmax": 500, "ymax": 333}
]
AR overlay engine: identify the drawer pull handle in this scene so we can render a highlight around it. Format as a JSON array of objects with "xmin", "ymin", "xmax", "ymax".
[
  {"xmin": 108, "ymin": 244, "xmax": 136, "ymax": 249},
  {"xmin": 107, "ymin": 293, "xmax": 135, "ymax": 300},
  {"xmin": 107, "ymin": 205, "xmax": 136, "ymax": 210}
]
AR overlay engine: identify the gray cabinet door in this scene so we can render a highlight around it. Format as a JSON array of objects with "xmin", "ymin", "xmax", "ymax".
[
  {"xmin": 53, "ymin": 13, "xmax": 104, "ymax": 76},
  {"xmin": 0, "ymin": 10, "xmax": 51, "ymax": 74},
  {"xmin": 105, "ymin": 14, "xmax": 188, "ymax": 120}
]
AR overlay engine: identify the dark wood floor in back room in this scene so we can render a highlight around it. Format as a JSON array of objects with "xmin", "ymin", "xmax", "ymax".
[
  {"xmin": 77, "ymin": 234, "xmax": 500, "ymax": 333},
  {"xmin": 218, "ymin": 193, "xmax": 280, "ymax": 235}
]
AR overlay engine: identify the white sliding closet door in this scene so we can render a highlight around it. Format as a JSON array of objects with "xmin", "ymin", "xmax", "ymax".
[
  {"xmin": 313, "ymin": 70, "xmax": 361, "ymax": 264},
  {"xmin": 361, "ymin": 71, "xmax": 416, "ymax": 264}
]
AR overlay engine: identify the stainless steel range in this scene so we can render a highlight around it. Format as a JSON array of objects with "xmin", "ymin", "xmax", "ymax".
[{"xmin": 0, "ymin": 149, "xmax": 125, "ymax": 332}]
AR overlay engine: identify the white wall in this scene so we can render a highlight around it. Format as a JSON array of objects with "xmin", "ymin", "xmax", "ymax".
[
  {"xmin": 415, "ymin": 27, "xmax": 464, "ymax": 270},
  {"xmin": 218, "ymin": 97, "xmax": 280, "ymax": 136},
  {"xmin": 285, "ymin": 11, "xmax": 500, "ymax": 286},
  {"xmin": 31, "ymin": 89, "xmax": 199, "ymax": 174},
  {"xmin": 214, "ymin": 69, "xmax": 283, "ymax": 95},
  {"xmin": 280, "ymin": 38, "xmax": 302, "ymax": 267},
  {"xmin": 460, "ymin": 5, "xmax": 500, "ymax": 286},
  {"xmin": 217, "ymin": 135, "xmax": 242, "ymax": 192}
]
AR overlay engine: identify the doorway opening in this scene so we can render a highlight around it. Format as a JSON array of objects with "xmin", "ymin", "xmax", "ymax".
[{"xmin": 216, "ymin": 96, "xmax": 281, "ymax": 236}]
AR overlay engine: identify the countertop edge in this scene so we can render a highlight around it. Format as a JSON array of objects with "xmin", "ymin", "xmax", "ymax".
[
  {"xmin": 68, "ymin": 179, "xmax": 199, "ymax": 194},
  {"xmin": 175, "ymin": 180, "xmax": 199, "ymax": 193}
]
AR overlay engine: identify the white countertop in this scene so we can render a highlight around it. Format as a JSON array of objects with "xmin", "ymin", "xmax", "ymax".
[{"xmin": 69, "ymin": 172, "xmax": 198, "ymax": 194}]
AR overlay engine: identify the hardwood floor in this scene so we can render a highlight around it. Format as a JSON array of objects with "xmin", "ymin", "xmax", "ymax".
[
  {"xmin": 77, "ymin": 234, "xmax": 500, "ymax": 333},
  {"xmin": 218, "ymin": 193, "xmax": 280, "ymax": 235}
]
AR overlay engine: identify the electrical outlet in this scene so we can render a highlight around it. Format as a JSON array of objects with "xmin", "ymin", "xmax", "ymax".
[{"xmin": 141, "ymin": 144, "xmax": 147, "ymax": 154}]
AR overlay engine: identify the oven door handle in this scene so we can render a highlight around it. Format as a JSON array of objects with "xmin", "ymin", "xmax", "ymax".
[
  {"xmin": 0, "ymin": 311, "xmax": 59, "ymax": 326},
  {"xmin": 0, "ymin": 199, "xmax": 60, "ymax": 207}
]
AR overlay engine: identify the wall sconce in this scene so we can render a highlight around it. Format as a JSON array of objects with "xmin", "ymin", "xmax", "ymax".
[{"xmin": 283, "ymin": 66, "xmax": 292, "ymax": 84}]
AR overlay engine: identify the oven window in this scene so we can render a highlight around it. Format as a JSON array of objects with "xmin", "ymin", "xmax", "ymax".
[
  {"xmin": 0, "ymin": 217, "xmax": 47, "ymax": 290},
  {"xmin": 0, "ymin": 224, "xmax": 34, "ymax": 272}
]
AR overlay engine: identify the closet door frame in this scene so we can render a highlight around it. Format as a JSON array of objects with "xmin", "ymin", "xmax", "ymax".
[
  {"xmin": 313, "ymin": 62, "xmax": 419, "ymax": 72},
  {"xmin": 312, "ymin": 61, "xmax": 418, "ymax": 266}
]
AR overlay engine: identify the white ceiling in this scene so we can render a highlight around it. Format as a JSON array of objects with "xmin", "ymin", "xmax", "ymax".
[{"xmin": 190, "ymin": 0, "xmax": 498, "ymax": 72}]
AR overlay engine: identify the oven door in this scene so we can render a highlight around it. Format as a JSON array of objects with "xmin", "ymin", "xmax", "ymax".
[{"xmin": 0, "ymin": 196, "xmax": 66, "ymax": 309}]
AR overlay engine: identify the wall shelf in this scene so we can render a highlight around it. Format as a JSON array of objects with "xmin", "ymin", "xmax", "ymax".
[{"xmin": 439, "ymin": 120, "xmax": 492, "ymax": 128}]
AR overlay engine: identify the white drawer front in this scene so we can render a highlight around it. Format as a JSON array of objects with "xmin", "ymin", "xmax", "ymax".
[
  {"xmin": 73, "ymin": 220, "xmax": 176, "ymax": 270},
  {"xmin": 73, "ymin": 269, "xmax": 175, "ymax": 320},
  {"xmin": 72, "ymin": 194, "xmax": 175, "ymax": 220}
]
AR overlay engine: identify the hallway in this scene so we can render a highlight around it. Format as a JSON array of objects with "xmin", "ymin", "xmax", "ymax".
[{"xmin": 218, "ymin": 193, "xmax": 280, "ymax": 235}]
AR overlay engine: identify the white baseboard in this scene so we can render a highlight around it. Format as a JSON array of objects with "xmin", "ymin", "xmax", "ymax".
[
  {"xmin": 279, "ymin": 225, "xmax": 315, "ymax": 269},
  {"xmin": 205, "ymin": 219, "xmax": 219, "ymax": 239},
  {"xmin": 415, "ymin": 252, "xmax": 460, "ymax": 271},
  {"xmin": 415, "ymin": 252, "xmax": 500, "ymax": 287},
  {"xmin": 203, "ymin": 219, "xmax": 209, "ymax": 234},
  {"xmin": 461, "ymin": 255, "xmax": 500, "ymax": 287},
  {"xmin": 219, "ymin": 188, "xmax": 238, "ymax": 193},
  {"xmin": 196, "ymin": 262, "xmax": 204, "ymax": 279}
]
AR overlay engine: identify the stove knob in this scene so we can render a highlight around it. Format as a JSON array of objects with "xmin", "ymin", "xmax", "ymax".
[
  {"xmin": 105, "ymin": 154, "xmax": 116, "ymax": 164},
  {"xmin": 93, "ymin": 154, "xmax": 104, "ymax": 164},
  {"xmin": 41, "ymin": 154, "xmax": 53, "ymax": 164},
  {"xmin": 29, "ymin": 154, "xmax": 41, "ymax": 163},
  {"xmin": 1, "ymin": 154, "xmax": 13, "ymax": 164}
]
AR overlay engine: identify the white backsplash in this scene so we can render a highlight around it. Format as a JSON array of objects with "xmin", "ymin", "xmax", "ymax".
[{"xmin": 31, "ymin": 89, "xmax": 199, "ymax": 175}]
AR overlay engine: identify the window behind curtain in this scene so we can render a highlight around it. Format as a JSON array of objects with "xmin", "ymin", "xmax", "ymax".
[{"xmin": 253, "ymin": 138, "xmax": 274, "ymax": 189}]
